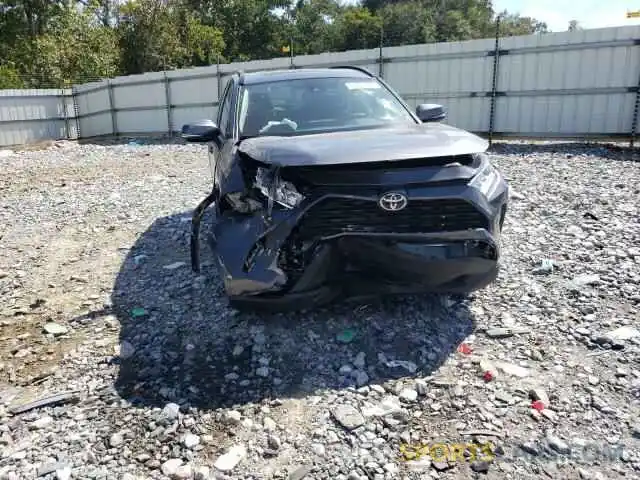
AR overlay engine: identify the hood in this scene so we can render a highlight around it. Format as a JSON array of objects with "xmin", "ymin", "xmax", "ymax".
[{"xmin": 237, "ymin": 122, "xmax": 488, "ymax": 167}]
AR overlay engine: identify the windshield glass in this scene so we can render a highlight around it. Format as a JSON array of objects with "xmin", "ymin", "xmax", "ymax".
[{"xmin": 237, "ymin": 76, "xmax": 416, "ymax": 138}]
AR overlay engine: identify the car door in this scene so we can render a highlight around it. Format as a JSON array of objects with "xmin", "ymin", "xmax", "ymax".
[{"xmin": 211, "ymin": 78, "xmax": 238, "ymax": 190}]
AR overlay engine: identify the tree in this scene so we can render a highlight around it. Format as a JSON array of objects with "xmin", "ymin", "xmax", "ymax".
[
  {"xmin": 500, "ymin": 12, "xmax": 548, "ymax": 36},
  {"xmin": 362, "ymin": 0, "xmax": 405, "ymax": 12},
  {"xmin": 3, "ymin": 2, "xmax": 120, "ymax": 87},
  {"xmin": 284, "ymin": 0, "xmax": 342, "ymax": 55},
  {"xmin": 568, "ymin": 19, "xmax": 581, "ymax": 31},
  {"xmin": 180, "ymin": 0, "xmax": 289, "ymax": 61},
  {"xmin": 378, "ymin": 1, "xmax": 436, "ymax": 46},
  {"xmin": 0, "ymin": 0, "xmax": 549, "ymax": 88},
  {"xmin": 118, "ymin": 0, "xmax": 183, "ymax": 74},
  {"xmin": 333, "ymin": 6, "xmax": 382, "ymax": 50},
  {"xmin": 0, "ymin": 64, "xmax": 25, "ymax": 89},
  {"xmin": 118, "ymin": 0, "xmax": 223, "ymax": 74},
  {"xmin": 179, "ymin": 12, "xmax": 225, "ymax": 67}
]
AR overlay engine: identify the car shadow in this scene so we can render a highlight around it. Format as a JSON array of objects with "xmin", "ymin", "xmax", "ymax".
[{"xmin": 110, "ymin": 208, "xmax": 477, "ymax": 410}]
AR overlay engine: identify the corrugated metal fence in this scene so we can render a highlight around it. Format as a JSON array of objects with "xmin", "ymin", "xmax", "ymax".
[{"xmin": 1, "ymin": 25, "xmax": 640, "ymax": 147}]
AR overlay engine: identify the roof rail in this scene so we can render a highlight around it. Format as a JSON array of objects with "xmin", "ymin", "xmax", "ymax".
[{"xmin": 329, "ymin": 65, "xmax": 375, "ymax": 77}]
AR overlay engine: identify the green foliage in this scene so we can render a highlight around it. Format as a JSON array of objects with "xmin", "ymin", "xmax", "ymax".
[
  {"xmin": 118, "ymin": 0, "xmax": 186, "ymax": 74},
  {"xmin": 379, "ymin": 1, "xmax": 436, "ymax": 46},
  {"xmin": 0, "ymin": 65, "xmax": 25, "ymax": 89},
  {"xmin": 0, "ymin": 0, "xmax": 549, "ymax": 89},
  {"xmin": 499, "ymin": 11, "xmax": 549, "ymax": 36},
  {"xmin": 286, "ymin": 0, "xmax": 342, "ymax": 55},
  {"xmin": 334, "ymin": 7, "xmax": 382, "ymax": 50}
]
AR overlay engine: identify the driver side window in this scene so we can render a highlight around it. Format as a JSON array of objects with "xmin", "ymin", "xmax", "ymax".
[{"xmin": 217, "ymin": 80, "xmax": 233, "ymax": 138}]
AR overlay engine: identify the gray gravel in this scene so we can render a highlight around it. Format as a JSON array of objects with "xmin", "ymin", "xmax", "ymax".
[{"xmin": 0, "ymin": 138, "xmax": 639, "ymax": 480}]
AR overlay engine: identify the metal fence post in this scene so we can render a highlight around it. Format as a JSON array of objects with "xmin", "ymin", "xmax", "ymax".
[
  {"xmin": 71, "ymin": 85, "xmax": 80, "ymax": 140},
  {"xmin": 488, "ymin": 16, "xmax": 502, "ymax": 146},
  {"xmin": 630, "ymin": 58, "xmax": 640, "ymax": 148},
  {"xmin": 61, "ymin": 88, "xmax": 70, "ymax": 140},
  {"xmin": 107, "ymin": 79, "xmax": 118, "ymax": 136},
  {"xmin": 290, "ymin": 38, "xmax": 295, "ymax": 69},
  {"xmin": 216, "ymin": 54, "xmax": 221, "ymax": 102},
  {"xmin": 378, "ymin": 25, "xmax": 384, "ymax": 77},
  {"xmin": 164, "ymin": 71, "xmax": 172, "ymax": 135}
]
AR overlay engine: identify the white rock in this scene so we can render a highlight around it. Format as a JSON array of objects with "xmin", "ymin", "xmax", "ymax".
[
  {"xmin": 399, "ymin": 388, "xmax": 418, "ymax": 402},
  {"xmin": 173, "ymin": 464, "xmax": 193, "ymax": 479},
  {"xmin": 163, "ymin": 262, "xmax": 186, "ymax": 270},
  {"xmin": 213, "ymin": 444, "xmax": 246, "ymax": 472},
  {"xmin": 55, "ymin": 467, "xmax": 71, "ymax": 480},
  {"xmin": 496, "ymin": 361, "xmax": 530, "ymax": 378},
  {"xmin": 353, "ymin": 352, "xmax": 366, "ymax": 369},
  {"xmin": 311, "ymin": 443, "xmax": 326, "ymax": 456},
  {"xmin": 161, "ymin": 458, "xmax": 183, "ymax": 476},
  {"xmin": 263, "ymin": 417, "xmax": 277, "ymax": 431},
  {"xmin": 30, "ymin": 416, "xmax": 53, "ymax": 429},
  {"xmin": 109, "ymin": 432, "xmax": 124, "ymax": 447},
  {"xmin": 43, "ymin": 322, "xmax": 68, "ymax": 336},
  {"xmin": 193, "ymin": 466, "xmax": 211, "ymax": 480},
  {"xmin": 117, "ymin": 340, "xmax": 136, "ymax": 359},
  {"xmin": 224, "ymin": 410, "xmax": 242, "ymax": 424},
  {"xmin": 162, "ymin": 402, "xmax": 180, "ymax": 420},
  {"xmin": 182, "ymin": 433, "xmax": 200, "ymax": 449},
  {"xmin": 604, "ymin": 326, "xmax": 640, "ymax": 342},
  {"xmin": 332, "ymin": 404, "xmax": 365, "ymax": 430}
]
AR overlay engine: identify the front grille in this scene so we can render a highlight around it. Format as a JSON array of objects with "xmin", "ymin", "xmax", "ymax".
[{"xmin": 294, "ymin": 198, "xmax": 489, "ymax": 240}]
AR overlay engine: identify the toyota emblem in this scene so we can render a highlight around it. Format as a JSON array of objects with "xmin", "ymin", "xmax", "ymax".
[{"xmin": 378, "ymin": 192, "xmax": 408, "ymax": 211}]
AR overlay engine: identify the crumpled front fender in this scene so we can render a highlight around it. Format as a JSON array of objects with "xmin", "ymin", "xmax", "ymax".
[{"xmin": 212, "ymin": 210, "xmax": 297, "ymax": 297}]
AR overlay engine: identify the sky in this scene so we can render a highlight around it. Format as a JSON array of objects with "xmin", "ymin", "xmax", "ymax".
[{"xmin": 492, "ymin": 0, "xmax": 640, "ymax": 31}]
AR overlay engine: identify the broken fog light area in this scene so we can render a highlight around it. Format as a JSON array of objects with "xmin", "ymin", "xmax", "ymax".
[
  {"xmin": 466, "ymin": 240, "xmax": 497, "ymax": 260},
  {"xmin": 222, "ymin": 192, "xmax": 263, "ymax": 214},
  {"xmin": 277, "ymin": 236, "xmax": 309, "ymax": 283},
  {"xmin": 254, "ymin": 167, "xmax": 305, "ymax": 210}
]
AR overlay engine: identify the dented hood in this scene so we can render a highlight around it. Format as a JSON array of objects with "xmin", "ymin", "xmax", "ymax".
[{"xmin": 238, "ymin": 122, "xmax": 488, "ymax": 167}]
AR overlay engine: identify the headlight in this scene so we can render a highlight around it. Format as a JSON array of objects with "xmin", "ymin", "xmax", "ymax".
[
  {"xmin": 468, "ymin": 160, "xmax": 501, "ymax": 198},
  {"xmin": 254, "ymin": 167, "xmax": 305, "ymax": 209}
]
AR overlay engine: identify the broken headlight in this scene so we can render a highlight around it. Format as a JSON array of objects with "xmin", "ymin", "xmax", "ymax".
[
  {"xmin": 468, "ymin": 159, "xmax": 501, "ymax": 198},
  {"xmin": 254, "ymin": 167, "xmax": 304, "ymax": 209}
]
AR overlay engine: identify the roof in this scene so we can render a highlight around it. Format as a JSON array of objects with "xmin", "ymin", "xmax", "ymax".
[{"xmin": 240, "ymin": 67, "xmax": 372, "ymax": 85}]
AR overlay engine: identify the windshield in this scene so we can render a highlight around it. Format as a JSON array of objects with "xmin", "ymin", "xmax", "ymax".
[{"xmin": 237, "ymin": 76, "xmax": 416, "ymax": 138}]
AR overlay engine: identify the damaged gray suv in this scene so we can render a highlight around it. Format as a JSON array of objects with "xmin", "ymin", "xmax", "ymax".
[{"xmin": 182, "ymin": 66, "xmax": 509, "ymax": 311}]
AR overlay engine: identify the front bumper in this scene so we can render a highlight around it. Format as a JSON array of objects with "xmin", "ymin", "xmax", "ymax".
[{"xmin": 211, "ymin": 180, "xmax": 508, "ymax": 311}]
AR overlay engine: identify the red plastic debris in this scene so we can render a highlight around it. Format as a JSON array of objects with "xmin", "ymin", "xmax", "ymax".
[
  {"xmin": 483, "ymin": 371, "xmax": 494, "ymax": 382},
  {"xmin": 457, "ymin": 343, "xmax": 472, "ymax": 354},
  {"xmin": 531, "ymin": 400, "xmax": 545, "ymax": 412}
]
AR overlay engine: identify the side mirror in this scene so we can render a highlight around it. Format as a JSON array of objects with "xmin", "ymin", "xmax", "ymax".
[
  {"xmin": 181, "ymin": 119, "xmax": 220, "ymax": 143},
  {"xmin": 416, "ymin": 104, "xmax": 446, "ymax": 123}
]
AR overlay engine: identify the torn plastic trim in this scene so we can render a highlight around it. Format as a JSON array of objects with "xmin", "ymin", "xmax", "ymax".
[{"xmin": 190, "ymin": 189, "xmax": 217, "ymax": 273}]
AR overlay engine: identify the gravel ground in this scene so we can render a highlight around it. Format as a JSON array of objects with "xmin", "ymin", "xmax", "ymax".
[{"xmin": 0, "ymin": 137, "xmax": 639, "ymax": 480}]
